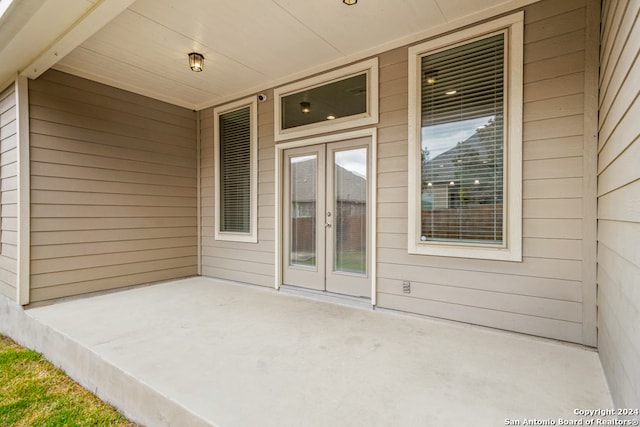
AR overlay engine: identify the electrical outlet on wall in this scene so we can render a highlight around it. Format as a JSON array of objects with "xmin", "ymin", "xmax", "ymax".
[{"xmin": 402, "ymin": 281, "xmax": 411, "ymax": 294}]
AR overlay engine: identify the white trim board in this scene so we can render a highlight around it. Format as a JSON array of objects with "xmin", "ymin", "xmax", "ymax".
[
  {"xmin": 21, "ymin": 0, "xmax": 137, "ymax": 80},
  {"xmin": 16, "ymin": 75, "xmax": 30, "ymax": 306}
]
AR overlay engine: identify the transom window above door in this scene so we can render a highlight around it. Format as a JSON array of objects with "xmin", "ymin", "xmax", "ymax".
[
  {"xmin": 281, "ymin": 73, "xmax": 367, "ymax": 130},
  {"xmin": 274, "ymin": 59, "xmax": 379, "ymax": 141}
]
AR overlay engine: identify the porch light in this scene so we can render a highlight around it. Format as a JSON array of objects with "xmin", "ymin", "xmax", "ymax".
[
  {"xmin": 188, "ymin": 52, "xmax": 204, "ymax": 72},
  {"xmin": 343, "ymin": 0, "xmax": 357, "ymax": 5},
  {"xmin": 300, "ymin": 101, "xmax": 311, "ymax": 114}
]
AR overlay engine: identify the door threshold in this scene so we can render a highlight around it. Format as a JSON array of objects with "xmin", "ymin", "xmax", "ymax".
[{"xmin": 279, "ymin": 285, "xmax": 373, "ymax": 310}]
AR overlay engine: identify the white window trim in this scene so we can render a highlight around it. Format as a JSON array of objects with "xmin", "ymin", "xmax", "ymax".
[
  {"xmin": 274, "ymin": 58, "xmax": 379, "ymax": 142},
  {"xmin": 214, "ymin": 96, "xmax": 258, "ymax": 243},
  {"xmin": 407, "ymin": 12, "xmax": 523, "ymax": 262}
]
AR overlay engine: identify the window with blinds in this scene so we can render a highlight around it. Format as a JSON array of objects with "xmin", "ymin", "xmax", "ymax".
[
  {"xmin": 214, "ymin": 97, "xmax": 257, "ymax": 242},
  {"xmin": 420, "ymin": 32, "xmax": 505, "ymax": 245},
  {"xmin": 219, "ymin": 106, "xmax": 251, "ymax": 233},
  {"xmin": 408, "ymin": 13, "xmax": 523, "ymax": 261}
]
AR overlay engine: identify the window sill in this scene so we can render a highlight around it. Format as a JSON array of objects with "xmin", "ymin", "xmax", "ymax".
[
  {"xmin": 214, "ymin": 232, "xmax": 258, "ymax": 244},
  {"xmin": 408, "ymin": 240, "xmax": 522, "ymax": 262}
]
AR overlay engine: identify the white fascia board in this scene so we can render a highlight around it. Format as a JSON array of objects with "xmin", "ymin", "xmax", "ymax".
[{"xmin": 21, "ymin": 0, "xmax": 137, "ymax": 80}]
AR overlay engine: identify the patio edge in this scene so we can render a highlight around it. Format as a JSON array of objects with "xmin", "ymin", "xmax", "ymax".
[{"xmin": 0, "ymin": 295, "xmax": 215, "ymax": 427}]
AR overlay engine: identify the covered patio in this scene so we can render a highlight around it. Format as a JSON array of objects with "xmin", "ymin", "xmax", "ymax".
[{"xmin": 4, "ymin": 277, "xmax": 611, "ymax": 426}]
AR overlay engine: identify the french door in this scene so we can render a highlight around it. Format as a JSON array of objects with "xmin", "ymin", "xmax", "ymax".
[{"xmin": 282, "ymin": 137, "xmax": 371, "ymax": 298}]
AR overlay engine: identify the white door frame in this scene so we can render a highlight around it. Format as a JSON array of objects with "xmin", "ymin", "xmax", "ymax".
[{"xmin": 274, "ymin": 128, "xmax": 378, "ymax": 306}]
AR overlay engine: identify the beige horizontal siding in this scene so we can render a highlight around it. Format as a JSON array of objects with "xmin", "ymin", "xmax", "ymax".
[
  {"xmin": 377, "ymin": 292, "xmax": 583, "ymax": 342},
  {"xmin": 371, "ymin": 0, "xmax": 593, "ymax": 344},
  {"xmin": 197, "ymin": 0, "xmax": 596, "ymax": 344},
  {"xmin": 0, "ymin": 83, "xmax": 18, "ymax": 301},
  {"xmin": 597, "ymin": 0, "xmax": 640, "ymax": 409},
  {"xmin": 29, "ymin": 70, "xmax": 198, "ymax": 303},
  {"xmin": 200, "ymin": 90, "xmax": 276, "ymax": 288}
]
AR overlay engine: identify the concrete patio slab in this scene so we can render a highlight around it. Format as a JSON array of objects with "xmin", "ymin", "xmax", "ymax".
[{"xmin": 2, "ymin": 277, "xmax": 612, "ymax": 426}]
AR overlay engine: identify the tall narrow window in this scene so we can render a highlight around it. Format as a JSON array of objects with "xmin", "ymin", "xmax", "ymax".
[
  {"xmin": 421, "ymin": 34, "xmax": 504, "ymax": 244},
  {"xmin": 214, "ymin": 97, "xmax": 258, "ymax": 242},
  {"xmin": 408, "ymin": 13, "xmax": 523, "ymax": 261}
]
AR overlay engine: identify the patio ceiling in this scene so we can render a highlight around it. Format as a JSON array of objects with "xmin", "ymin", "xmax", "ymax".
[{"xmin": 1, "ymin": 0, "xmax": 539, "ymax": 110}]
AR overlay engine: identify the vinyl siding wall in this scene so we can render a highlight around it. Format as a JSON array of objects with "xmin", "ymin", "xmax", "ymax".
[
  {"xmin": 0, "ymin": 84, "xmax": 18, "ymax": 300},
  {"xmin": 29, "ymin": 70, "xmax": 198, "ymax": 304},
  {"xmin": 200, "ymin": 92, "xmax": 276, "ymax": 286},
  {"xmin": 375, "ymin": 0, "xmax": 595, "ymax": 344},
  {"xmin": 199, "ymin": 0, "xmax": 597, "ymax": 344},
  {"xmin": 597, "ymin": 0, "xmax": 640, "ymax": 409}
]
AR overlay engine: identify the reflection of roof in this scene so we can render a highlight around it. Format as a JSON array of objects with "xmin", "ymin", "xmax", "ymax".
[
  {"xmin": 423, "ymin": 118, "xmax": 502, "ymax": 183},
  {"xmin": 291, "ymin": 160, "xmax": 366, "ymax": 202}
]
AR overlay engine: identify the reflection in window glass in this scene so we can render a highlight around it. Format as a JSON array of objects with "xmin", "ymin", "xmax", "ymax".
[
  {"xmin": 281, "ymin": 74, "xmax": 367, "ymax": 130},
  {"xmin": 290, "ymin": 155, "xmax": 317, "ymax": 268},
  {"xmin": 420, "ymin": 33, "xmax": 504, "ymax": 244},
  {"xmin": 334, "ymin": 148, "xmax": 367, "ymax": 275}
]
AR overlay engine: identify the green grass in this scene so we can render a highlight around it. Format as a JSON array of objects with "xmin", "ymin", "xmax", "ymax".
[
  {"xmin": 0, "ymin": 334, "xmax": 140, "ymax": 427},
  {"xmin": 335, "ymin": 250, "xmax": 366, "ymax": 274},
  {"xmin": 292, "ymin": 251, "xmax": 366, "ymax": 273}
]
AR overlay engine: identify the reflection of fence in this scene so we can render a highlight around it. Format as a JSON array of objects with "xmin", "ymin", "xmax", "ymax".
[
  {"xmin": 290, "ymin": 213, "xmax": 366, "ymax": 254},
  {"xmin": 421, "ymin": 204, "xmax": 503, "ymax": 241},
  {"xmin": 291, "ymin": 217, "xmax": 315, "ymax": 254},
  {"xmin": 336, "ymin": 213, "xmax": 366, "ymax": 251}
]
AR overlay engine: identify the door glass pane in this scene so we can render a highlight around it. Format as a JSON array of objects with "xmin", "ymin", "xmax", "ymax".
[
  {"xmin": 334, "ymin": 148, "xmax": 367, "ymax": 274},
  {"xmin": 290, "ymin": 155, "xmax": 317, "ymax": 268}
]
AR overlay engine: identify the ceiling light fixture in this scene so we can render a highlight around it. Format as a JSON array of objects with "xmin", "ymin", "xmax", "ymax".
[
  {"xmin": 188, "ymin": 52, "xmax": 204, "ymax": 72},
  {"xmin": 300, "ymin": 101, "xmax": 311, "ymax": 114},
  {"xmin": 424, "ymin": 70, "xmax": 438, "ymax": 85},
  {"xmin": 343, "ymin": 0, "xmax": 357, "ymax": 5}
]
